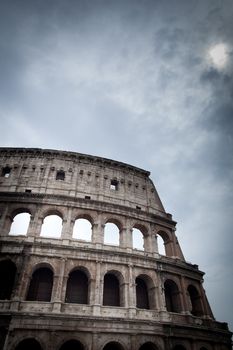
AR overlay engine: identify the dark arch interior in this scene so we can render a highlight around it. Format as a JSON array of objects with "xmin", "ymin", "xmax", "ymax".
[
  {"xmin": 65, "ymin": 270, "xmax": 88, "ymax": 304},
  {"xmin": 164, "ymin": 279, "xmax": 181, "ymax": 313},
  {"xmin": 139, "ymin": 342, "xmax": 158, "ymax": 350},
  {"xmin": 15, "ymin": 338, "xmax": 42, "ymax": 350},
  {"xmin": 173, "ymin": 346, "xmax": 186, "ymax": 350},
  {"xmin": 103, "ymin": 273, "xmax": 120, "ymax": 306},
  {"xmin": 0, "ymin": 260, "xmax": 17, "ymax": 300},
  {"xmin": 187, "ymin": 285, "xmax": 203, "ymax": 316},
  {"xmin": 26, "ymin": 267, "xmax": 53, "ymax": 302},
  {"xmin": 59, "ymin": 339, "xmax": 84, "ymax": 350},
  {"xmin": 136, "ymin": 277, "xmax": 149, "ymax": 309},
  {"xmin": 56, "ymin": 170, "xmax": 65, "ymax": 180},
  {"xmin": 103, "ymin": 341, "xmax": 124, "ymax": 350}
]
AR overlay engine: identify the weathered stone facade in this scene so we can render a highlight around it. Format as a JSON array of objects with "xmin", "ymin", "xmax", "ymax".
[{"xmin": 0, "ymin": 147, "xmax": 231, "ymax": 350}]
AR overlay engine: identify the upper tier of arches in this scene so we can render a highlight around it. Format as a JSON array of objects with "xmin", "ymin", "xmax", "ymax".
[{"xmin": 3, "ymin": 208, "xmax": 182, "ymax": 258}]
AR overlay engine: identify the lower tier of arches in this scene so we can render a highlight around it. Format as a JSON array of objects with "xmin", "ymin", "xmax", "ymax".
[{"xmin": 1, "ymin": 316, "xmax": 231, "ymax": 350}]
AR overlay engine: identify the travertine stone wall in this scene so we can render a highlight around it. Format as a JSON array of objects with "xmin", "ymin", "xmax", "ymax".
[{"xmin": 0, "ymin": 148, "xmax": 231, "ymax": 350}]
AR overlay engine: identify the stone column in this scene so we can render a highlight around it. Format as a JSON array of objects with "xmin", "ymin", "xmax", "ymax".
[
  {"xmin": 51, "ymin": 258, "xmax": 66, "ymax": 312},
  {"xmin": 144, "ymin": 234, "xmax": 153, "ymax": 254},
  {"xmin": 92, "ymin": 216, "xmax": 104, "ymax": 248},
  {"xmin": 27, "ymin": 208, "xmax": 41, "ymax": 238},
  {"xmin": 153, "ymin": 234, "xmax": 159, "ymax": 255},
  {"xmin": 61, "ymin": 207, "xmax": 73, "ymax": 241},
  {"xmin": 157, "ymin": 270, "xmax": 167, "ymax": 311},
  {"xmin": 128, "ymin": 264, "xmax": 136, "ymax": 318},
  {"xmin": 180, "ymin": 276, "xmax": 190, "ymax": 314},
  {"xmin": 93, "ymin": 261, "xmax": 102, "ymax": 316},
  {"xmin": 121, "ymin": 226, "xmax": 132, "ymax": 252},
  {"xmin": 0, "ymin": 205, "xmax": 9, "ymax": 236},
  {"xmin": 10, "ymin": 248, "xmax": 32, "ymax": 310}
]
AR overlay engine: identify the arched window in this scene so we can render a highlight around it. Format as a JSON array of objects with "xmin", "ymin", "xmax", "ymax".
[
  {"xmin": 139, "ymin": 342, "xmax": 158, "ymax": 350},
  {"xmin": 157, "ymin": 235, "xmax": 166, "ymax": 255},
  {"xmin": 59, "ymin": 339, "xmax": 84, "ymax": 350},
  {"xmin": 15, "ymin": 338, "xmax": 42, "ymax": 350},
  {"xmin": 0, "ymin": 260, "xmax": 17, "ymax": 300},
  {"xmin": 164, "ymin": 279, "xmax": 181, "ymax": 313},
  {"xmin": 187, "ymin": 285, "xmax": 204, "ymax": 316},
  {"xmin": 26, "ymin": 267, "xmax": 53, "ymax": 302},
  {"xmin": 56, "ymin": 170, "xmax": 65, "ymax": 180},
  {"xmin": 103, "ymin": 342, "xmax": 124, "ymax": 350},
  {"xmin": 136, "ymin": 277, "xmax": 149, "ymax": 309},
  {"xmin": 1, "ymin": 166, "xmax": 11, "ymax": 178},
  {"xmin": 65, "ymin": 270, "xmax": 88, "ymax": 304},
  {"xmin": 72, "ymin": 218, "xmax": 92, "ymax": 241},
  {"xmin": 40, "ymin": 214, "xmax": 62, "ymax": 238},
  {"xmin": 104, "ymin": 222, "xmax": 120, "ymax": 246},
  {"xmin": 103, "ymin": 273, "xmax": 120, "ymax": 306},
  {"xmin": 9, "ymin": 212, "xmax": 31, "ymax": 236},
  {"xmin": 132, "ymin": 228, "xmax": 144, "ymax": 250}
]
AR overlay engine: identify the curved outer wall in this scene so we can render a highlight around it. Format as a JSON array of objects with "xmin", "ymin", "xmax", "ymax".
[{"xmin": 0, "ymin": 147, "xmax": 231, "ymax": 350}]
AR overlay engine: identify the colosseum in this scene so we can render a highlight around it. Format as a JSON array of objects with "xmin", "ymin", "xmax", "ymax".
[{"xmin": 0, "ymin": 147, "xmax": 231, "ymax": 350}]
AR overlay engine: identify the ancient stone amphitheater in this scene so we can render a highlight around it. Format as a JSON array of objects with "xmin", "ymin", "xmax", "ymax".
[{"xmin": 0, "ymin": 147, "xmax": 231, "ymax": 350}]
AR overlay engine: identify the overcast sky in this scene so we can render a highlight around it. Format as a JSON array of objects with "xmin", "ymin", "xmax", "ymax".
[{"xmin": 0, "ymin": 0, "xmax": 233, "ymax": 331}]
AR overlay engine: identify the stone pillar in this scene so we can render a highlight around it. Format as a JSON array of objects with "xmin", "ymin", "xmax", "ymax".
[
  {"xmin": 157, "ymin": 271, "xmax": 167, "ymax": 311},
  {"xmin": 61, "ymin": 207, "xmax": 73, "ymax": 241},
  {"xmin": 27, "ymin": 208, "xmax": 41, "ymax": 238},
  {"xmin": 153, "ymin": 234, "xmax": 159, "ymax": 255},
  {"xmin": 121, "ymin": 226, "xmax": 132, "ymax": 251},
  {"xmin": 51, "ymin": 258, "xmax": 66, "ymax": 312},
  {"xmin": 93, "ymin": 261, "xmax": 102, "ymax": 316},
  {"xmin": 61, "ymin": 274, "xmax": 69, "ymax": 303},
  {"xmin": 0, "ymin": 205, "xmax": 9, "ymax": 236},
  {"xmin": 144, "ymin": 234, "xmax": 153, "ymax": 253},
  {"xmin": 35, "ymin": 215, "xmax": 44, "ymax": 238},
  {"xmin": 128, "ymin": 264, "xmax": 136, "ymax": 318},
  {"xmin": 92, "ymin": 217, "xmax": 104, "ymax": 248},
  {"xmin": 180, "ymin": 276, "xmax": 190, "ymax": 314},
  {"xmin": 10, "ymin": 247, "xmax": 32, "ymax": 310},
  {"xmin": 122, "ymin": 281, "xmax": 129, "ymax": 308}
]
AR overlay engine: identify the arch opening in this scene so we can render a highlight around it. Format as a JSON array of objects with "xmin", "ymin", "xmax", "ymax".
[
  {"xmin": 73, "ymin": 218, "xmax": 92, "ymax": 241},
  {"xmin": 26, "ymin": 267, "xmax": 53, "ymax": 302},
  {"xmin": 9, "ymin": 212, "xmax": 31, "ymax": 236},
  {"xmin": 103, "ymin": 341, "xmax": 124, "ymax": 350},
  {"xmin": 59, "ymin": 339, "xmax": 85, "ymax": 350},
  {"xmin": 136, "ymin": 277, "xmax": 149, "ymax": 309},
  {"xmin": 15, "ymin": 338, "xmax": 42, "ymax": 350},
  {"xmin": 187, "ymin": 285, "xmax": 204, "ymax": 316},
  {"xmin": 1, "ymin": 166, "xmax": 11, "ymax": 178},
  {"xmin": 65, "ymin": 269, "xmax": 88, "ymax": 304},
  {"xmin": 139, "ymin": 342, "xmax": 158, "ymax": 350},
  {"xmin": 157, "ymin": 235, "xmax": 166, "ymax": 256},
  {"xmin": 0, "ymin": 260, "xmax": 17, "ymax": 300},
  {"xmin": 132, "ymin": 228, "xmax": 144, "ymax": 251},
  {"xmin": 164, "ymin": 279, "xmax": 182, "ymax": 313},
  {"xmin": 56, "ymin": 170, "xmax": 65, "ymax": 180},
  {"xmin": 104, "ymin": 222, "xmax": 120, "ymax": 246},
  {"xmin": 40, "ymin": 214, "xmax": 62, "ymax": 238},
  {"xmin": 103, "ymin": 273, "xmax": 120, "ymax": 307}
]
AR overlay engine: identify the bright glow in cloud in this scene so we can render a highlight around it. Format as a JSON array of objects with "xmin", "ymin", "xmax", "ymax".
[{"xmin": 208, "ymin": 43, "xmax": 228, "ymax": 68}]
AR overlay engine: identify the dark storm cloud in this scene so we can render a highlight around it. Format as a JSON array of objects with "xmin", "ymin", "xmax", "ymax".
[{"xmin": 0, "ymin": 0, "xmax": 233, "ymax": 330}]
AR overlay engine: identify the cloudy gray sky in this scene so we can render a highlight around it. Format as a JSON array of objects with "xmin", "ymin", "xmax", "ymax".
[{"xmin": 0, "ymin": 0, "xmax": 233, "ymax": 331}]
